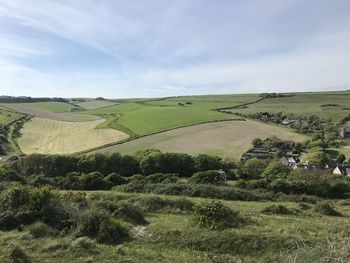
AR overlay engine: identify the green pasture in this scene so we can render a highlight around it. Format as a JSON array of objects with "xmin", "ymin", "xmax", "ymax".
[
  {"xmin": 82, "ymin": 94, "xmax": 259, "ymax": 136},
  {"xmin": 232, "ymin": 93, "xmax": 350, "ymax": 122},
  {"xmin": 0, "ymin": 107, "xmax": 22, "ymax": 125},
  {"xmin": 18, "ymin": 102, "xmax": 75, "ymax": 113}
]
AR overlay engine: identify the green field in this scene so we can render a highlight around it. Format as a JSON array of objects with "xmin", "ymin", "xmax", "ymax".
[
  {"xmin": 75, "ymin": 100, "xmax": 118, "ymax": 110},
  {"xmin": 16, "ymin": 102, "xmax": 75, "ymax": 112},
  {"xmin": 2, "ymin": 91, "xmax": 350, "ymax": 156},
  {"xmin": 83, "ymin": 95, "xmax": 259, "ymax": 136},
  {"xmin": 232, "ymin": 92, "xmax": 350, "ymax": 122},
  {"xmin": 0, "ymin": 107, "xmax": 22, "ymax": 125}
]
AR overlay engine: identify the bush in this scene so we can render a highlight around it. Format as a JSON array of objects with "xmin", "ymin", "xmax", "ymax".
[
  {"xmin": 189, "ymin": 170, "xmax": 226, "ymax": 186},
  {"xmin": 71, "ymin": 236, "xmax": 96, "ymax": 250},
  {"xmin": 0, "ymin": 185, "xmax": 75, "ymax": 231},
  {"xmin": 194, "ymin": 201, "xmax": 245, "ymax": 230},
  {"xmin": 76, "ymin": 209, "xmax": 127, "ymax": 244},
  {"xmin": 7, "ymin": 246, "xmax": 31, "ymax": 263},
  {"xmin": 194, "ymin": 154, "xmax": 222, "ymax": 172},
  {"xmin": 144, "ymin": 173, "xmax": 179, "ymax": 184},
  {"xmin": 314, "ymin": 202, "xmax": 342, "ymax": 216},
  {"xmin": 262, "ymin": 205, "xmax": 295, "ymax": 215},
  {"xmin": 104, "ymin": 173, "xmax": 127, "ymax": 186},
  {"xmin": 96, "ymin": 200, "xmax": 146, "ymax": 224},
  {"xmin": 79, "ymin": 172, "xmax": 112, "ymax": 190},
  {"xmin": 27, "ymin": 222, "xmax": 57, "ymax": 238},
  {"xmin": 130, "ymin": 196, "xmax": 194, "ymax": 213},
  {"xmin": 113, "ymin": 202, "xmax": 146, "ymax": 224}
]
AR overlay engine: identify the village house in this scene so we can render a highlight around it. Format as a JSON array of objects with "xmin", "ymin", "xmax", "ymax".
[
  {"xmin": 279, "ymin": 156, "xmax": 298, "ymax": 166},
  {"xmin": 332, "ymin": 164, "xmax": 350, "ymax": 176},
  {"xmin": 292, "ymin": 163, "xmax": 320, "ymax": 171}
]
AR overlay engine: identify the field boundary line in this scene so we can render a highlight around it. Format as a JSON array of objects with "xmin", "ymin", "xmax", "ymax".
[{"xmin": 76, "ymin": 118, "xmax": 246, "ymax": 155}]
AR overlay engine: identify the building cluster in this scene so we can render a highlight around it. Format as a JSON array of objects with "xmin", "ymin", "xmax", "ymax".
[{"xmin": 279, "ymin": 156, "xmax": 350, "ymax": 176}]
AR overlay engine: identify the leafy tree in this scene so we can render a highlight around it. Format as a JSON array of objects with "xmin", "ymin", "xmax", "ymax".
[
  {"xmin": 336, "ymin": 153, "xmax": 346, "ymax": 164},
  {"xmin": 79, "ymin": 172, "xmax": 111, "ymax": 190},
  {"xmin": 262, "ymin": 161, "xmax": 290, "ymax": 180},
  {"xmin": 307, "ymin": 151, "xmax": 328, "ymax": 166},
  {"xmin": 252, "ymin": 138, "xmax": 263, "ymax": 148},
  {"xmin": 190, "ymin": 170, "xmax": 226, "ymax": 185},
  {"xmin": 194, "ymin": 154, "xmax": 222, "ymax": 172},
  {"xmin": 240, "ymin": 158, "xmax": 268, "ymax": 179}
]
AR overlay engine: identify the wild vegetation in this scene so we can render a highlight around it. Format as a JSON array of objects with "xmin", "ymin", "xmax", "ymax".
[{"xmin": 0, "ymin": 91, "xmax": 350, "ymax": 262}]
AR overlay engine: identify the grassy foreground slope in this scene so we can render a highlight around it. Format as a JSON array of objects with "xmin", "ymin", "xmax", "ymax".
[
  {"xmin": 94, "ymin": 120, "xmax": 308, "ymax": 158},
  {"xmin": 18, "ymin": 117, "xmax": 129, "ymax": 154},
  {"xmin": 1, "ymin": 190, "xmax": 349, "ymax": 263},
  {"xmin": 232, "ymin": 92, "xmax": 350, "ymax": 122}
]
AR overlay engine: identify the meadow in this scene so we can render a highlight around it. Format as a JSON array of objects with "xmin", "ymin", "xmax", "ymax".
[
  {"xmin": 18, "ymin": 117, "xmax": 129, "ymax": 154},
  {"xmin": 1, "ymin": 189, "xmax": 349, "ymax": 263},
  {"xmin": 74, "ymin": 100, "xmax": 118, "ymax": 110},
  {"xmin": 0, "ymin": 107, "xmax": 22, "ymax": 125},
  {"xmin": 1, "ymin": 90, "xmax": 349, "ymax": 157},
  {"xmin": 231, "ymin": 92, "xmax": 350, "ymax": 122},
  {"xmin": 82, "ymin": 94, "xmax": 260, "ymax": 136},
  {"xmin": 95, "ymin": 120, "xmax": 308, "ymax": 159}
]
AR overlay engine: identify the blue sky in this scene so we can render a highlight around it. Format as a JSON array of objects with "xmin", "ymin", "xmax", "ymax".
[{"xmin": 0, "ymin": 0, "xmax": 350, "ymax": 98}]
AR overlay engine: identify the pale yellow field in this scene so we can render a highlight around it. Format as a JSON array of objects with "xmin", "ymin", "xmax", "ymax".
[
  {"xmin": 19, "ymin": 117, "xmax": 129, "ymax": 154},
  {"xmin": 94, "ymin": 120, "xmax": 309, "ymax": 159}
]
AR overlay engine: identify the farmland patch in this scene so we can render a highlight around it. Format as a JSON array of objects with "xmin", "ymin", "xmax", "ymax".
[{"xmin": 18, "ymin": 117, "xmax": 129, "ymax": 154}]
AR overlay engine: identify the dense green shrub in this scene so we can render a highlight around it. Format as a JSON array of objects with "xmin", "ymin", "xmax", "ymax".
[
  {"xmin": 189, "ymin": 170, "xmax": 226, "ymax": 185},
  {"xmin": 27, "ymin": 222, "xmax": 57, "ymax": 238},
  {"xmin": 79, "ymin": 172, "xmax": 112, "ymax": 190},
  {"xmin": 194, "ymin": 201, "xmax": 245, "ymax": 229},
  {"xmin": 96, "ymin": 200, "xmax": 146, "ymax": 223},
  {"xmin": 7, "ymin": 246, "xmax": 31, "ymax": 263},
  {"xmin": 71, "ymin": 237, "xmax": 96, "ymax": 250},
  {"xmin": 314, "ymin": 202, "xmax": 342, "ymax": 216},
  {"xmin": 140, "ymin": 152, "xmax": 195, "ymax": 177},
  {"xmin": 119, "ymin": 182, "xmax": 276, "ymax": 201},
  {"xmin": 129, "ymin": 196, "xmax": 194, "ymax": 213},
  {"xmin": 104, "ymin": 173, "xmax": 127, "ymax": 186},
  {"xmin": 262, "ymin": 205, "xmax": 295, "ymax": 215},
  {"xmin": 0, "ymin": 168, "xmax": 24, "ymax": 183},
  {"xmin": 0, "ymin": 185, "xmax": 75, "ymax": 230},
  {"xmin": 262, "ymin": 161, "xmax": 290, "ymax": 180},
  {"xmin": 76, "ymin": 209, "xmax": 127, "ymax": 244},
  {"xmin": 144, "ymin": 173, "xmax": 179, "ymax": 184},
  {"xmin": 194, "ymin": 154, "xmax": 222, "ymax": 172}
]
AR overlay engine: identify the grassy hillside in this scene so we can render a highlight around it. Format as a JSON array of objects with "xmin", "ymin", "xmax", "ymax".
[
  {"xmin": 83, "ymin": 95, "xmax": 259, "ymax": 136},
  {"xmin": 16, "ymin": 102, "xmax": 75, "ymax": 112},
  {"xmin": 232, "ymin": 92, "xmax": 350, "ymax": 123},
  {"xmin": 0, "ymin": 190, "xmax": 349, "ymax": 262},
  {"xmin": 75, "ymin": 100, "xmax": 118, "ymax": 110},
  {"xmin": 95, "ymin": 120, "xmax": 308, "ymax": 159},
  {"xmin": 0, "ymin": 107, "xmax": 22, "ymax": 125},
  {"xmin": 18, "ymin": 117, "xmax": 129, "ymax": 154}
]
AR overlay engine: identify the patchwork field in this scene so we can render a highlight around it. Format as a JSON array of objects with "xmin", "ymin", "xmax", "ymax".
[
  {"xmin": 13, "ymin": 101, "xmax": 75, "ymax": 112},
  {"xmin": 94, "ymin": 120, "xmax": 308, "ymax": 159},
  {"xmin": 0, "ymin": 107, "xmax": 22, "ymax": 125},
  {"xmin": 231, "ymin": 92, "xmax": 350, "ymax": 122},
  {"xmin": 75, "ymin": 100, "xmax": 118, "ymax": 110},
  {"xmin": 83, "ymin": 95, "xmax": 260, "ymax": 136},
  {"xmin": 18, "ymin": 117, "xmax": 129, "ymax": 154},
  {"xmin": 0, "ymin": 103, "xmax": 100, "ymax": 122}
]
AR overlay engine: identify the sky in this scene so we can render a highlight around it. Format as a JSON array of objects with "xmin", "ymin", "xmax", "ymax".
[{"xmin": 0, "ymin": 0, "xmax": 350, "ymax": 98}]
